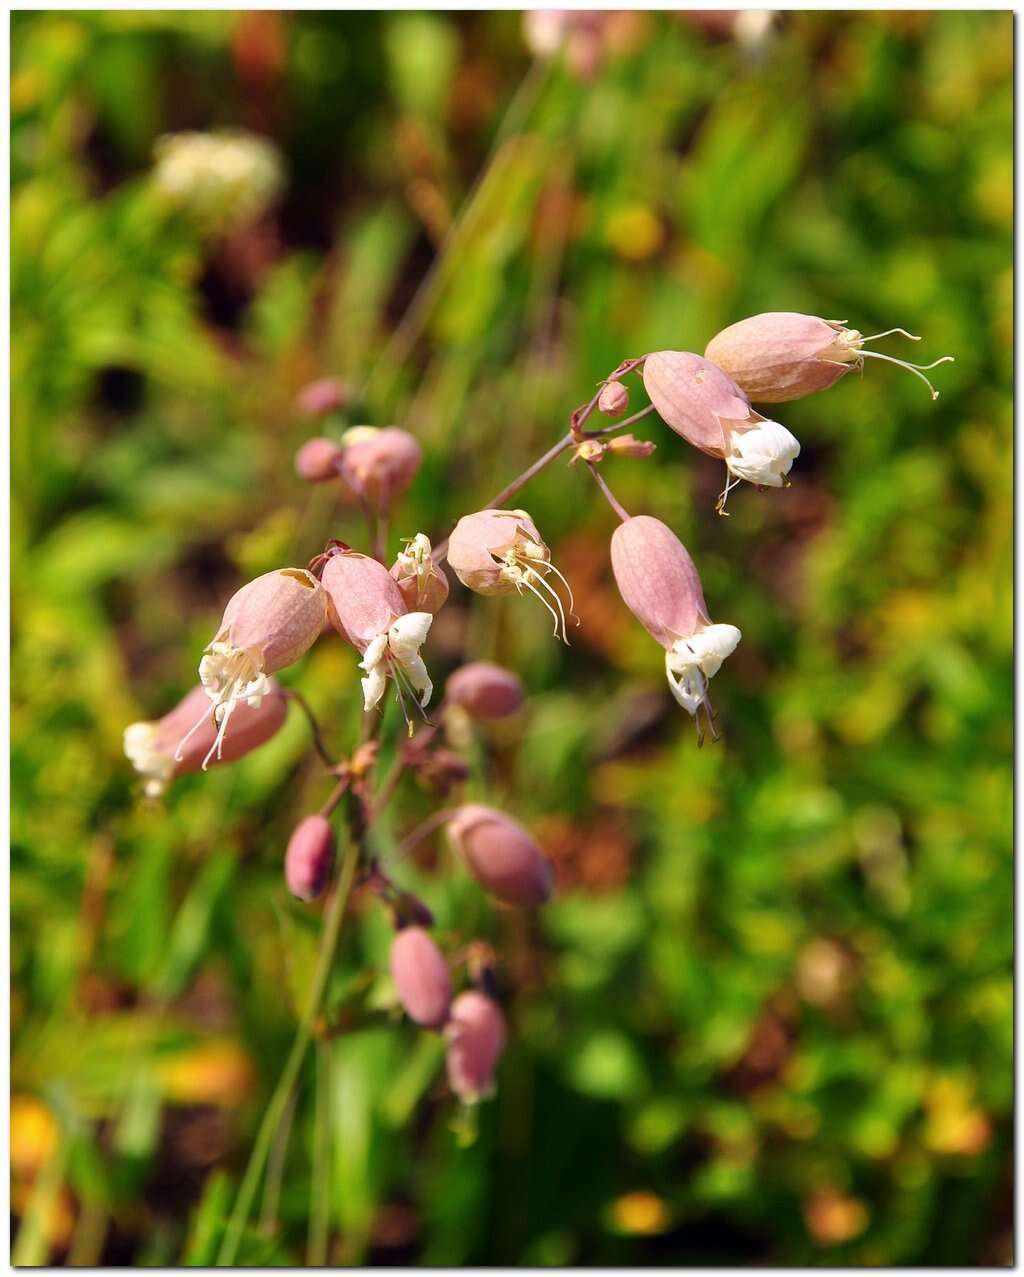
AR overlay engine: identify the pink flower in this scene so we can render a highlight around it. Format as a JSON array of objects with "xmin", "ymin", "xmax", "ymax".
[
  {"xmin": 445, "ymin": 662, "xmax": 524, "ymax": 719},
  {"xmin": 445, "ymin": 990, "xmax": 507, "ymax": 1103},
  {"xmin": 294, "ymin": 437, "xmax": 344, "ymax": 482},
  {"xmin": 124, "ymin": 681, "xmax": 287, "ymax": 796},
  {"xmin": 390, "ymin": 534, "xmax": 450, "ymax": 615},
  {"xmin": 705, "ymin": 312, "xmax": 954, "ymax": 403},
  {"xmin": 447, "ymin": 804, "xmax": 554, "ymax": 907},
  {"xmin": 598, "ymin": 381, "xmax": 630, "ymax": 417},
  {"xmin": 181, "ymin": 569, "xmax": 325, "ymax": 768},
  {"xmin": 642, "ymin": 351, "xmax": 800, "ymax": 508},
  {"xmin": 447, "ymin": 509, "xmax": 575, "ymax": 642},
  {"xmin": 611, "ymin": 516, "xmax": 740, "ymax": 733},
  {"xmin": 338, "ymin": 426, "xmax": 422, "ymax": 510},
  {"xmin": 321, "ymin": 550, "xmax": 434, "ymax": 714},
  {"xmin": 390, "ymin": 926, "xmax": 452, "ymax": 1028},
  {"xmin": 285, "ymin": 814, "xmax": 336, "ymax": 902},
  {"xmin": 296, "ymin": 376, "xmax": 350, "ymax": 417}
]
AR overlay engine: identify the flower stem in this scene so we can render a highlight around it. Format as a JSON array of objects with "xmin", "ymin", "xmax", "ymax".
[
  {"xmin": 587, "ymin": 463, "xmax": 631, "ymax": 523},
  {"xmin": 215, "ymin": 831, "xmax": 361, "ymax": 1267},
  {"xmin": 284, "ymin": 689, "xmax": 336, "ymax": 769}
]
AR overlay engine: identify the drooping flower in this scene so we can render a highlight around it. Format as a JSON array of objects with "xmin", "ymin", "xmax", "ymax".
[
  {"xmin": 705, "ymin": 312, "xmax": 954, "ymax": 403},
  {"xmin": 338, "ymin": 426, "xmax": 422, "ymax": 510},
  {"xmin": 610, "ymin": 515, "xmax": 740, "ymax": 738},
  {"xmin": 445, "ymin": 662, "xmax": 524, "ymax": 720},
  {"xmin": 390, "ymin": 533, "xmax": 450, "ymax": 615},
  {"xmin": 285, "ymin": 815, "xmax": 336, "ymax": 902},
  {"xmin": 446, "ymin": 509, "xmax": 576, "ymax": 642},
  {"xmin": 447, "ymin": 804, "xmax": 554, "ymax": 906},
  {"xmin": 642, "ymin": 351, "xmax": 800, "ymax": 509},
  {"xmin": 445, "ymin": 991, "xmax": 507, "ymax": 1103},
  {"xmin": 124, "ymin": 681, "xmax": 287, "ymax": 796},
  {"xmin": 390, "ymin": 926, "xmax": 452, "ymax": 1028},
  {"xmin": 294, "ymin": 437, "xmax": 344, "ymax": 482},
  {"xmin": 295, "ymin": 376, "xmax": 350, "ymax": 418},
  {"xmin": 181, "ymin": 569, "xmax": 325, "ymax": 768},
  {"xmin": 321, "ymin": 551, "xmax": 433, "ymax": 717}
]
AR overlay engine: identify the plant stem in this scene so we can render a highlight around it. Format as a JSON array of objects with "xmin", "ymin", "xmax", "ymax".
[
  {"xmin": 587, "ymin": 463, "xmax": 631, "ymax": 523},
  {"xmin": 285, "ymin": 689, "xmax": 337, "ymax": 769},
  {"xmin": 258, "ymin": 1093, "xmax": 295, "ymax": 1236},
  {"xmin": 216, "ymin": 832, "xmax": 361, "ymax": 1266},
  {"xmin": 308, "ymin": 1041, "xmax": 332, "ymax": 1265}
]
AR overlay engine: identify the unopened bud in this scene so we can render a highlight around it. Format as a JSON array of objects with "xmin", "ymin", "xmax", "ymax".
[
  {"xmin": 285, "ymin": 814, "xmax": 336, "ymax": 901},
  {"xmin": 607, "ymin": 433, "xmax": 656, "ymax": 459},
  {"xmin": 294, "ymin": 437, "xmax": 344, "ymax": 482},
  {"xmin": 598, "ymin": 381, "xmax": 630, "ymax": 417},
  {"xmin": 125, "ymin": 681, "xmax": 287, "ymax": 797},
  {"xmin": 295, "ymin": 376, "xmax": 350, "ymax": 418},
  {"xmin": 445, "ymin": 991, "xmax": 507, "ymax": 1103},
  {"xmin": 447, "ymin": 804, "xmax": 554, "ymax": 907},
  {"xmin": 338, "ymin": 426, "xmax": 422, "ymax": 510},
  {"xmin": 390, "ymin": 926, "xmax": 452, "ymax": 1028},
  {"xmin": 445, "ymin": 662, "xmax": 524, "ymax": 719}
]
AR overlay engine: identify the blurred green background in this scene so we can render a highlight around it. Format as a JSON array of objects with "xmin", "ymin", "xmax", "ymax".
[{"xmin": 11, "ymin": 9, "xmax": 1012, "ymax": 1267}]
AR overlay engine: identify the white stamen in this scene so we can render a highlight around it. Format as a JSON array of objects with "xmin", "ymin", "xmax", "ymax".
[{"xmin": 858, "ymin": 350, "xmax": 955, "ymax": 400}]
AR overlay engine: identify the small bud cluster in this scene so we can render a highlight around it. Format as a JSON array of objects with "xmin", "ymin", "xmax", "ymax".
[{"xmin": 128, "ymin": 303, "xmax": 949, "ymax": 1120}]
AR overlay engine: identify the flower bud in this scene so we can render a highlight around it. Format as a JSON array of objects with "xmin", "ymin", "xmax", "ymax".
[
  {"xmin": 296, "ymin": 376, "xmax": 350, "ymax": 418},
  {"xmin": 285, "ymin": 814, "xmax": 336, "ymax": 902},
  {"xmin": 606, "ymin": 433, "xmax": 656, "ymax": 459},
  {"xmin": 338, "ymin": 426, "xmax": 422, "ymax": 509},
  {"xmin": 611, "ymin": 516, "xmax": 740, "ymax": 732},
  {"xmin": 705, "ymin": 312, "xmax": 954, "ymax": 403},
  {"xmin": 642, "ymin": 350, "xmax": 799, "ymax": 504},
  {"xmin": 447, "ymin": 509, "xmax": 576, "ymax": 643},
  {"xmin": 445, "ymin": 991, "xmax": 507, "ymax": 1103},
  {"xmin": 124, "ymin": 681, "xmax": 287, "ymax": 796},
  {"xmin": 390, "ymin": 926, "xmax": 452, "ymax": 1028},
  {"xmin": 598, "ymin": 381, "xmax": 630, "ymax": 417},
  {"xmin": 445, "ymin": 662, "xmax": 524, "ymax": 719},
  {"xmin": 294, "ymin": 437, "xmax": 344, "ymax": 482},
  {"xmin": 322, "ymin": 551, "xmax": 434, "ymax": 715},
  {"xmin": 390, "ymin": 534, "xmax": 449, "ymax": 615},
  {"xmin": 186, "ymin": 569, "xmax": 325, "ymax": 769},
  {"xmin": 447, "ymin": 804, "xmax": 553, "ymax": 907}
]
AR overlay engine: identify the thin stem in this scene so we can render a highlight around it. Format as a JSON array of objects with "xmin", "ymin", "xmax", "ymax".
[
  {"xmin": 258, "ymin": 1093, "xmax": 295, "ymax": 1236},
  {"xmin": 285, "ymin": 690, "xmax": 336, "ymax": 769},
  {"xmin": 587, "ymin": 401, "xmax": 656, "ymax": 437},
  {"xmin": 381, "ymin": 806, "xmax": 459, "ymax": 872},
  {"xmin": 587, "ymin": 463, "xmax": 631, "ymax": 523},
  {"xmin": 308, "ymin": 1041, "xmax": 332, "ymax": 1265},
  {"xmin": 216, "ymin": 832, "xmax": 361, "ymax": 1267},
  {"xmin": 318, "ymin": 777, "xmax": 351, "ymax": 820}
]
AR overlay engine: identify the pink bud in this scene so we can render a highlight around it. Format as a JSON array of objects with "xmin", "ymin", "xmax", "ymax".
[
  {"xmin": 610, "ymin": 516, "xmax": 708, "ymax": 650},
  {"xmin": 190, "ymin": 569, "xmax": 326, "ymax": 769},
  {"xmin": 447, "ymin": 804, "xmax": 553, "ymax": 907},
  {"xmin": 445, "ymin": 990, "xmax": 507, "ymax": 1103},
  {"xmin": 124, "ymin": 681, "xmax": 287, "ymax": 796},
  {"xmin": 338, "ymin": 427, "xmax": 422, "ymax": 509},
  {"xmin": 296, "ymin": 376, "xmax": 350, "ymax": 417},
  {"xmin": 445, "ymin": 662, "xmax": 524, "ymax": 719},
  {"xmin": 321, "ymin": 550, "xmax": 408, "ymax": 652},
  {"xmin": 607, "ymin": 433, "xmax": 656, "ymax": 459},
  {"xmin": 390, "ymin": 926, "xmax": 452, "ymax": 1028},
  {"xmin": 447, "ymin": 509, "xmax": 575, "ymax": 642},
  {"xmin": 598, "ymin": 381, "xmax": 630, "ymax": 417},
  {"xmin": 285, "ymin": 814, "xmax": 336, "ymax": 901},
  {"xmin": 294, "ymin": 437, "xmax": 344, "ymax": 482}
]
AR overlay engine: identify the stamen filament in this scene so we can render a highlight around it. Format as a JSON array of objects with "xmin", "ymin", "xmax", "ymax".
[
  {"xmin": 858, "ymin": 327, "xmax": 922, "ymax": 344},
  {"xmin": 524, "ymin": 565, "xmax": 570, "ymax": 644},
  {"xmin": 859, "ymin": 350, "xmax": 955, "ymax": 400}
]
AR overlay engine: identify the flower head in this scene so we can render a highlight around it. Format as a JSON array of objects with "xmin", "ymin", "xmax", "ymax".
[
  {"xmin": 321, "ymin": 551, "xmax": 434, "ymax": 719},
  {"xmin": 390, "ymin": 926, "xmax": 452, "ymax": 1028},
  {"xmin": 182, "ymin": 569, "xmax": 324, "ymax": 769},
  {"xmin": 705, "ymin": 312, "xmax": 954, "ymax": 403},
  {"xmin": 642, "ymin": 350, "xmax": 800, "ymax": 509},
  {"xmin": 338, "ymin": 426, "xmax": 422, "ymax": 510},
  {"xmin": 611, "ymin": 515, "xmax": 740, "ymax": 739},
  {"xmin": 447, "ymin": 804, "xmax": 554, "ymax": 907},
  {"xmin": 447, "ymin": 509, "xmax": 576, "ymax": 642},
  {"xmin": 124, "ymin": 681, "xmax": 287, "ymax": 796},
  {"xmin": 390, "ymin": 533, "xmax": 450, "ymax": 615},
  {"xmin": 445, "ymin": 990, "xmax": 507, "ymax": 1103},
  {"xmin": 285, "ymin": 815, "xmax": 336, "ymax": 902}
]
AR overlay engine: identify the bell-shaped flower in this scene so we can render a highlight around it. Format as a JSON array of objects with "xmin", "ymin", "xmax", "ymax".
[
  {"xmin": 447, "ymin": 508, "xmax": 576, "ymax": 642},
  {"xmin": 124, "ymin": 681, "xmax": 287, "ymax": 796},
  {"xmin": 642, "ymin": 350, "xmax": 800, "ymax": 510},
  {"xmin": 611, "ymin": 515, "xmax": 740, "ymax": 739},
  {"xmin": 390, "ymin": 926, "xmax": 452, "ymax": 1028},
  {"xmin": 447, "ymin": 804, "xmax": 554, "ymax": 906},
  {"xmin": 390, "ymin": 533, "xmax": 449, "ymax": 615},
  {"xmin": 285, "ymin": 815, "xmax": 336, "ymax": 902},
  {"xmin": 338, "ymin": 426, "xmax": 422, "ymax": 510},
  {"xmin": 445, "ymin": 661, "xmax": 524, "ymax": 720},
  {"xmin": 705, "ymin": 312, "xmax": 954, "ymax": 403},
  {"xmin": 445, "ymin": 991, "xmax": 507, "ymax": 1103},
  {"xmin": 181, "ymin": 569, "xmax": 325, "ymax": 769}
]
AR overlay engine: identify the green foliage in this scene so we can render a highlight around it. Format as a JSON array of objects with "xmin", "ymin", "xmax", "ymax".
[{"xmin": 11, "ymin": 10, "xmax": 1011, "ymax": 1267}]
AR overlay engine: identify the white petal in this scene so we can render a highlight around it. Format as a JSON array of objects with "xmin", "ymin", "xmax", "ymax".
[
  {"xmin": 359, "ymin": 633, "xmax": 388, "ymax": 674},
  {"xmin": 680, "ymin": 623, "xmax": 742, "ymax": 678},
  {"xmin": 664, "ymin": 653, "xmax": 705, "ymax": 717},
  {"xmin": 402, "ymin": 654, "xmax": 433, "ymax": 708},
  {"xmin": 387, "ymin": 611, "xmax": 432, "ymax": 662},
  {"xmin": 727, "ymin": 419, "xmax": 800, "ymax": 486},
  {"xmin": 361, "ymin": 666, "xmax": 388, "ymax": 712}
]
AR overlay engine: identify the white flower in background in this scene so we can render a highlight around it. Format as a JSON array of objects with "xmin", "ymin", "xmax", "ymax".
[{"xmin": 152, "ymin": 129, "xmax": 284, "ymax": 232}]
